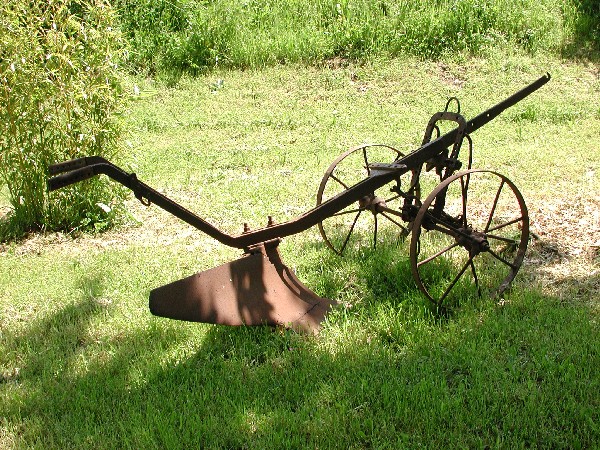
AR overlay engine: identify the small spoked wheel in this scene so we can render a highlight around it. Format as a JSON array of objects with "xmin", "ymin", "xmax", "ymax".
[
  {"xmin": 409, "ymin": 169, "xmax": 529, "ymax": 307},
  {"xmin": 317, "ymin": 144, "xmax": 409, "ymax": 255}
]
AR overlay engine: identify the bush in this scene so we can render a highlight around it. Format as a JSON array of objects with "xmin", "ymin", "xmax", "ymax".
[
  {"xmin": 570, "ymin": 0, "xmax": 600, "ymax": 52},
  {"xmin": 0, "ymin": 0, "xmax": 126, "ymax": 239}
]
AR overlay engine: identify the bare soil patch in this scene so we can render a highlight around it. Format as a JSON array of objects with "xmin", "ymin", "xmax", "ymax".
[
  {"xmin": 526, "ymin": 194, "xmax": 600, "ymax": 306},
  {"xmin": 2, "ymin": 193, "xmax": 599, "ymax": 307}
]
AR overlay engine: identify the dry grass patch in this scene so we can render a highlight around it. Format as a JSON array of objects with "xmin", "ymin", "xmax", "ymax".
[{"xmin": 526, "ymin": 194, "xmax": 600, "ymax": 309}]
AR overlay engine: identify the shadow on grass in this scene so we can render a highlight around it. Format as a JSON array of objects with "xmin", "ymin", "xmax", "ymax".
[
  {"xmin": 562, "ymin": 0, "xmax": 600, "ymax": 58},
  {"xmin": 2, "ymin": 241, "xmax": 599, "ymax": 448}
]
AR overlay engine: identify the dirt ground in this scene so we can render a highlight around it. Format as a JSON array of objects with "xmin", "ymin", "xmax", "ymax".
[
  {"xmin": 2, "ymin": 193, "xmax": 599, "ymax": 309},
  {"xmin": 526, "ymin": 194, "xmax": 600, "ymax": 309}
]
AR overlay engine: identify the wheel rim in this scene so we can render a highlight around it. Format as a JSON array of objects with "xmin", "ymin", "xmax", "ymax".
[
  {"xmin": 409, "ymin": 169, "xmax": 529, "ymax": 306},
  {"xmin": 316, "ymin": 144, "xmax": 409, "ymax": 255}
]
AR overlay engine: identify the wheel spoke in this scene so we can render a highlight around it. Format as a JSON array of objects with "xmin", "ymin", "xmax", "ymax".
[
  {"xmin": 487, "ymin": 248, "xmax": 518, "ymax": 270},
  {"xmin": 384, "ymin": 193, "xmax": 402, "ymax": 203},
  {"xmin": 485, "ymin": 233, "xmax": 519, "ymax": 245},
  {"xmin": 417, "ymin": 242, "xmax": 460, "ymax": 267},
  {"xmin": 485, "ymin": 179, "xmax": 506, "ymax": 232},
  {"xmin": 469, "ymin": 259, "xmax": 481, "ymax": 297},
  {"xmin": 329, "ymin": 173, "xmax": 349, "ymax": 190},
  {"xmin": 440, "ymin": 257, "xmax": 472, "ymax": 303},
  {"xmin": 362, "ymin": 147, "xmax": 370, "ymax": 175},
  {"xmin": 373, "ymin": 214, "xmax": 378, "ymax": 249},
  {"xmin": 332, "ymin": 207, "xmax": 364, "ymax": 217},
  {"xmin": 486, "ymin": 216, "xmax": 523, "ymax": 233},
  {"xmin": 339, "ymin": 210, "xmax": 362, "ymax": 255},
  {"xmin": 380, "ymin": 211, "xmax": 408, "ymax": 231},
  {"xmin": 460, "ymin": 175, "xmax": 468, "ymax": 227}
]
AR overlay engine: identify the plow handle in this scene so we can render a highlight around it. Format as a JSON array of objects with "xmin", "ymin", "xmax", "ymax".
[
  {"xmin": 47, "ymin": 74, "xmax": 550, "ymax": 250},
  {"xmin": 47, "ymin": 156, "xmax": 122, "ymax": 192},
  {"xmin": 48, "ymin": 156, "xmax": 109, "ymax": 176},
  {"xmin": 48, "ymin": 157, "xmax": 88, "ymax": 175},
  {"xmin": 47, "ymin": 166, "xmax": 96, "ymax": 191},
  {"xmin": 47, "ymin": 156, "xmax": 240, "ymax": 247},
  {"xmin": 47, "ymin": 156, "xmax": 119, "ymax": 190},
  {"xmin": 466, "ymin": 72, "xmax": 551, "ymax": 134}
]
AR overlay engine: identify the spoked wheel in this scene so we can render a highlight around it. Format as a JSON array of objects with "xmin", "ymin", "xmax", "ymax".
[
  {"xmin": 317, "ymin": 144, "xmax": 411, "ymax": 255},
  {"xmin": 410, "ymin": 169, "xmax": 529, "ymax": 307}
]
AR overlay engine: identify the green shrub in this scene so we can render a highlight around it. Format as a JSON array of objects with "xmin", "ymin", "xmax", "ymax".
[
  {"xmin": 113, "ymin": 0, "xmax": 192, "ymax": 75},
  {"xmin": 0, "ymin": 0, "xmax": 126, "ymax": 239}
]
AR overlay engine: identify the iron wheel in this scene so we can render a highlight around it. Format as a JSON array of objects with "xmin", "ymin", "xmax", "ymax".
[
  {"xmin": 316, "ymin": 144, "xmax": 409, "ymax": 255},
  {"xmin": 409, "ymin": 169, "xmax": 529, "ymax": 307}
]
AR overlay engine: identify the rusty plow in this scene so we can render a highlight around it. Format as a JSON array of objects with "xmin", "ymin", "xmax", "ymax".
[{"xmin": 48, "ymin": 73, "xmax": 550, "ymax": 332}]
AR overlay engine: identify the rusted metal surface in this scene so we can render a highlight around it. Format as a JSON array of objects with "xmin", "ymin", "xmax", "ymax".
[
  {"xmin": 149, "ymin": 241, "xmax": 336, "ymax": 333},
  {"xmin": 47, "ymin": 74, "xmax": 550, "ymax": 252},
  {"xmin": 47, "ymin": 74, "xmax": 550, "ymax": 330},
  {"xmin": 409, "ymin": 170, "xmax": 530, "ymax": 306}
]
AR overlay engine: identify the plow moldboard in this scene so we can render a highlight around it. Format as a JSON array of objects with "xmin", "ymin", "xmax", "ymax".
[{"xmin": 149, "ymin": 247, "xmax": 336, "ymax": 333}]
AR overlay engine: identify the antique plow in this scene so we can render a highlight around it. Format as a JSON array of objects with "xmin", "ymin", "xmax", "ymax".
[{"xmin": 48, "ymin": 73, "xmax": 550, "ymax": 332}]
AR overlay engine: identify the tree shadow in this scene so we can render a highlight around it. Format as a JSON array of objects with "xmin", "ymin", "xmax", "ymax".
[
  {"xmin": 524, "ymin": 235, "xmax": 600, "ymax": 308},
  {"xmin": 0, "ymin": 271, "xmax": 186, "ymax": 446},
  {"xmin": 2, "ymin": 238, "xmax": 599, "ymax": 447},
  {"xmin": 89, "ymin": 282, "xmax": 600, "ymax": 448}
]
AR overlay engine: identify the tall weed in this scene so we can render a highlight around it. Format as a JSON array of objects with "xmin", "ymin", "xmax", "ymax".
[
  {"xmin": 112, "ymin": 0, "xmax": 588, "ymax": 78},
  {"xmin": 565, "ymin": 0, "xmax": 600, "ymax": 54},
  {"xmin": 0, "ymin": 0, "xmax": 126, "ymax": 239}
]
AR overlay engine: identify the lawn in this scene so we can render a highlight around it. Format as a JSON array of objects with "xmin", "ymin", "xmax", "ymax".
[{"xmin": 1, "ymin": 53, "xmax": 599, "ymax": 448}]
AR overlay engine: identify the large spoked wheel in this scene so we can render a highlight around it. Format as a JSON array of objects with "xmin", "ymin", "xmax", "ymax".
[
  {"xmin": 410, "ymin": 169, "xmax": 529, "ymax": 307},
  {"xmin": 317, "ymin": 144, "xmax": 410, "ymax": 255}
]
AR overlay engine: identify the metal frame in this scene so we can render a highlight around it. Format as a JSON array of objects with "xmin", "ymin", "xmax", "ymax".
[
  {"xmin": 48, "ymin": 74, "xmax": 550, "ymax": 251},
  {"xmin": 46, "ymin": 74, "xmax": 550, "ymax": 330}
]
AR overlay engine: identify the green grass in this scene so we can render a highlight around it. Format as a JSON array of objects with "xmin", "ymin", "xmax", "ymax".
[
  {"xmin": 114, "ymin": 0, "xmax": 599, "ymax": 79},
  {"xmin": 1, "ymin": 53, "xmax": 599, "ymax": 447}
]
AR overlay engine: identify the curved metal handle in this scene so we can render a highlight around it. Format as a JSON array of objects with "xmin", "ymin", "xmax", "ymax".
[
  {"xmin": 48, "ymin": 156, "xmax": 109, "ymax": 175},
  {"xmin": 47, "ymin": 166, "xmax": 96, "ymax": 191},
  {"xmin": 48, "ymin": 158, "xmax": 87, "ymax": 176}
]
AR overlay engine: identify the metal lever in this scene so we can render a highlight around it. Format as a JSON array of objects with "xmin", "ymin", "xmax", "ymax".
[
  {"xmin": 48, "ymin": 156, "xmax": 109, "ymax": 176},
  {"xmin": 47, "ymin": 166, "xmax": 96, "ymax": 191}
]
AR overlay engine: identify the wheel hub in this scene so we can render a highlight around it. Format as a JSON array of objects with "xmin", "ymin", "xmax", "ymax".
[
  {"xmin": 359, "ymin": 194, "xmax": 387, "ymax": 213},
  {"xmin": 456, "ymin": 227, "xmax": 490, "ymax": 256}
]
